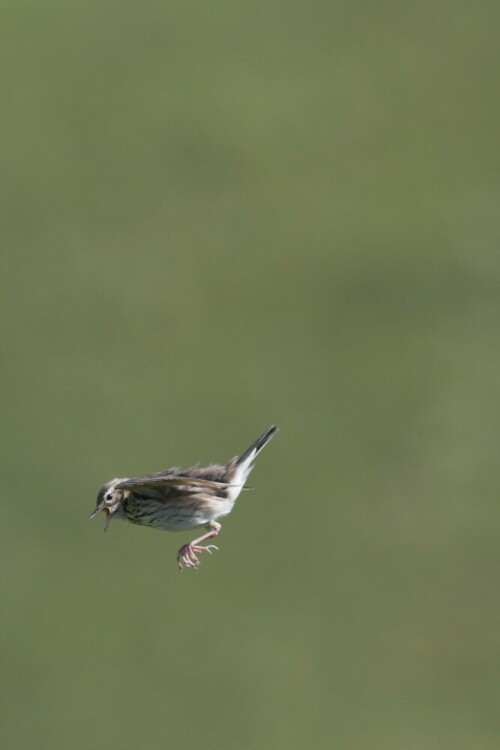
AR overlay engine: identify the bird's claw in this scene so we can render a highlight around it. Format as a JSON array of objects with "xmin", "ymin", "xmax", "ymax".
[{"xmin": 177, "ymin": 543, "xmax": 219, "ymax": 571}]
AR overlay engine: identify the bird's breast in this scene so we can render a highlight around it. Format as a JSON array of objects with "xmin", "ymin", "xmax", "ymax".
[{"xmin": 123, "ymin": 495, "xmax": 236, "ymax": 530}]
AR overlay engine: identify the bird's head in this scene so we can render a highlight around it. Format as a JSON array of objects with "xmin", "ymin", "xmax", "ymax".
[{"xmin": 90, "ymin": 478, "xmax": 128, "ymax": 531}]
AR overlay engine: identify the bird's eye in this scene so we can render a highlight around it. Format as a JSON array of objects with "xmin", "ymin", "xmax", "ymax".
[{"xmin": 105, "ymin": 493, "xmax": 113, "ymax": 502}]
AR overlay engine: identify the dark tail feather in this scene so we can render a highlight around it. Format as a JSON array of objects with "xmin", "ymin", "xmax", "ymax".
[{"xmin": 237, "ymin": 425, "xmax": 279, "ymax": 465}]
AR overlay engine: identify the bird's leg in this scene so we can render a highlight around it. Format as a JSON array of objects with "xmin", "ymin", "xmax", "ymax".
[{"xmin": 177, "ymin": 521, "xmax": 221, "ymax": 570}]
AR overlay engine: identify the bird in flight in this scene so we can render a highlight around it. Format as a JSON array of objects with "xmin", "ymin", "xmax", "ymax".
[{"xmin": 90, "ymin": 425, "xmax": 278, "ymax": 570}]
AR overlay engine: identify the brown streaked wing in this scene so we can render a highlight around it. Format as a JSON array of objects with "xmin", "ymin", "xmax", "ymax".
[{"xmin": 116, "ymin": 474, "xmax": 231, "ymax": 492}]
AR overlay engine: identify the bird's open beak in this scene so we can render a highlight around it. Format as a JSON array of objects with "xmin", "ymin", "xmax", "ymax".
[{"xmin": 89, "ymin": 506, "xmax": 111, "ymax": 531}]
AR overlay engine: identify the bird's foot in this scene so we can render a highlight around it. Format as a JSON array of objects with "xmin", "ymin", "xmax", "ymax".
[{"xmin": 177, "ymin": 543, "xmax": 219, "ymax": 570}]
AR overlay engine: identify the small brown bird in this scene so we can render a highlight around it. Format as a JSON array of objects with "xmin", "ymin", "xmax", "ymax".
[{"xmin": 90, "ymin": 425, "xmax": 278, "ymax": 569}]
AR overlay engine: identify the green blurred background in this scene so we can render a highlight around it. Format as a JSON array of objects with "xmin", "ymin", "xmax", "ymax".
[{"xmin": 2, "ymin": 2, "xmax": 499, "ymax": 748}]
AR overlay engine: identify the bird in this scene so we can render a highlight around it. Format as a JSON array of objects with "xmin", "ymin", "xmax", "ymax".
[{"xmin": 90, "ymin": 425, "xmax": 278, "ymax": 569}]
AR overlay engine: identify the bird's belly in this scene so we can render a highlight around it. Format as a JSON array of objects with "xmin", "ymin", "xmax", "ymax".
[{"xmin": 125, "ymin": 498, "xmax": 236, "ymax": 531}]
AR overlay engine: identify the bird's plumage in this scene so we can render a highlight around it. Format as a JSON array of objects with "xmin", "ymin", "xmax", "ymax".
[{"xmin": 90, "ymin": 425, "xmax": 278, "ymax": 568}]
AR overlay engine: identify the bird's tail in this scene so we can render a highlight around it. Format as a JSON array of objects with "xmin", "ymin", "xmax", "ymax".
[
  {"xmin": 224, "ymin": 425, "xmax": 278, "ymax": 497},
  {"xmin": 237, "ymin": 425, "xmax": 279, "ymax": 466}
]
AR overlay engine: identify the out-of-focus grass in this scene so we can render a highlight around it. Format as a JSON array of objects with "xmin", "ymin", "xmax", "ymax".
[{"xmin": 1, "ymin": 2, "xmax": 499, "ymax": 749}]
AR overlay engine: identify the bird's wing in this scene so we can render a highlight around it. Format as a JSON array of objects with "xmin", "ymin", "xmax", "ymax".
[{"xmin": 116, "ymin": 473, "xmax": 230, "ymax": 492}]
